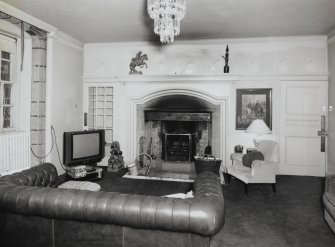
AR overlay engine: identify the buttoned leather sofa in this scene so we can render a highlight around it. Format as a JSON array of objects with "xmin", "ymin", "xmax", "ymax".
[
  {"xmin": 0, "ymin": 163, "xmax": 225, "ymax": 247},
  {"xmin": 323, "ymin": 174, "xmax": 335, "ymax": 234}
]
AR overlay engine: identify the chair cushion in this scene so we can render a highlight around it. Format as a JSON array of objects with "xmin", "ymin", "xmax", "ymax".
[
  {"xmin": 242, "ymin": 151, "xmax": 264, "ymax": 168},
  {"xmin": 58, "ymin": 181, "xmax": 101, "ymax": 191}
]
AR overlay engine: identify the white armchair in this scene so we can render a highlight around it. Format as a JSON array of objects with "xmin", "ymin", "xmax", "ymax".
[{"xmin": 227, "ymin": 140, "xmax": 279, "ymax": 194}]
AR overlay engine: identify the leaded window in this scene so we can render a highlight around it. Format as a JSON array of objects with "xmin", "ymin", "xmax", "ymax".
[
  {"xmin": 0, "ymin": 37, "xmax": 15, "ymax": 131},
  {"xmin": 87, "ymin": 86, "xmax": 114, "ymax": 144}
]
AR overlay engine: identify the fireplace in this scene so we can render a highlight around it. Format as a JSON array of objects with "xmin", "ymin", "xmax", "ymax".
[
  {"xmin": 164, "ymin": 133, "xmax": 194, "ymax": 162},
  {"xmin": 164, "ymin": 133, "xmax": 195, "ymax": 162},
  {"xmin": 136, "ymin": 94, "xmax": 222, "ymax": 170}
]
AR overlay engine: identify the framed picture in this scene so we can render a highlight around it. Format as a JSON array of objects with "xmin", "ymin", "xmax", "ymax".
[{"xmin": 236, "ymin": 88, "xmax": 272, "ymax": 130}]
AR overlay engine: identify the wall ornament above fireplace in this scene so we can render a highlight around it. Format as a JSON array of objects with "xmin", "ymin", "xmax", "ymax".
[{"xmin": 129, "ymin": 51, "xmax": 148, "ymax": 75}]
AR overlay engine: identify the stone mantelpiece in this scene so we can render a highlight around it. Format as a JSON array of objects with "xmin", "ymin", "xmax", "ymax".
[{"xmin": 137, "ymin": 93, "xmax": 217, "ymax": 171}]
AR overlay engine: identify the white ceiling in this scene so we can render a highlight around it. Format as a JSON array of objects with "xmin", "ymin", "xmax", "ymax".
[{"xmin": 2, "ymin": 0, "xmax": 335, "ymax": 43}]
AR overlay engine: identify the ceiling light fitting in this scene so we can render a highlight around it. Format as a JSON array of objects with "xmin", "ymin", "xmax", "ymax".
[{"xmin": 147, "ymin": 0, "xmax": 186, "ymax": 44}]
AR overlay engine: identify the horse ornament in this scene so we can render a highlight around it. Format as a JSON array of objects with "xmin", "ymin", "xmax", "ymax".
[{"xmin": 129, "ymin": 51, "xmax": 148, "ymax": 74}]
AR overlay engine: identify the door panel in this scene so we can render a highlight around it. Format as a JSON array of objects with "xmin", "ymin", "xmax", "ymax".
[{"xmin": 280, "ymin": 81, "xmax": 327, "ymax": 176}]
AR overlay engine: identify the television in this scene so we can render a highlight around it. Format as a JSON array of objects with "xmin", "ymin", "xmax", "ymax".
[{"xmin": 63, "ymin": 129, "xmax": 105, "ymax": 167}]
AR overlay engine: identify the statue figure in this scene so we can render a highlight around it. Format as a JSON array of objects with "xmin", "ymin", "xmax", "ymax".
[
  {"xmin": 221, "ymin": 45, "xmax": 229, "ymax": 73},
  {"xmin": 129, "ymin": 51, "xmax": 148, "ymax": 74},
  {"xmin": 108, "ymin": 141, "xmax": 124, "ymax": 172}
]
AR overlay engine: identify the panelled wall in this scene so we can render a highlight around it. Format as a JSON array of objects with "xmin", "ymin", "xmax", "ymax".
[{"xmin": 83, "ymin": 36, "xmax": 329, "ymax": 176}]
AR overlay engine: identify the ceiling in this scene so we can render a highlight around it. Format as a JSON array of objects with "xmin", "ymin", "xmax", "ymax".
[{"xmin": 2, "ymin": 0, "xmax": 335, "ymax": 43}]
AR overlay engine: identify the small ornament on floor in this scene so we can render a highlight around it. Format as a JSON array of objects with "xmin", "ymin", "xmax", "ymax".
[{"xmin": 108, "ymin": 141, "xmax": 124, "ymax": 172}]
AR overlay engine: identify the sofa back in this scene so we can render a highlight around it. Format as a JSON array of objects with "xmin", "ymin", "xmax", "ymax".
[{"xmin": 0, "ymin": 163, "xmax": 225, "ymax": 237}]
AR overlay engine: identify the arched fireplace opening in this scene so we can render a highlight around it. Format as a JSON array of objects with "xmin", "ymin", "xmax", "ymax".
[{"xmin": 136, "ymin": 94, "xmax": 221, "ymax": 172}]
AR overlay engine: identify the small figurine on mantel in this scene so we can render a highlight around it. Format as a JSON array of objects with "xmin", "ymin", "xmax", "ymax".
[
  {"xmin": 108, "ymin": 141, "xmax": 124, "ymax": 172},
  {"xmin": 221, "ymin": 45, "xmax": 230, "ymax": 73},
  {"xmin": 129, "ymin": 51, "xmax": 148, "ymax": 74}
]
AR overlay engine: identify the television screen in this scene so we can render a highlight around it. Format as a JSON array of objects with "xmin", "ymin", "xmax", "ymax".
[
  {"xmin": 72, "ymin": 133, "xmax": 100, "ymax": 159},
  {"xmin": 63, "ymin": 129, "xmax": 105, "ymax": 167}
]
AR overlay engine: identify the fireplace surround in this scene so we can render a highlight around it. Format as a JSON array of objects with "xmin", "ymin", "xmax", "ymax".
[{"xmin": 133, "ymin": 92, "xmax": 224, "ymax": 171}]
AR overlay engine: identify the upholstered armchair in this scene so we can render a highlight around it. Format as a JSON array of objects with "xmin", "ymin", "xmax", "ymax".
[{"xmin": 227, "ymin": 140, "xmax": 279, "ymax": 194}]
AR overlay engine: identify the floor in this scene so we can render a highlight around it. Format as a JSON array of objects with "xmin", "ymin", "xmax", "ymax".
[{"xmin": 221, "ymin": 175, "xmax": 335, "ymax": 247}]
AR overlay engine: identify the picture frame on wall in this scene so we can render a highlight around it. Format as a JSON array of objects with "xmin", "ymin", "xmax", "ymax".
[{"xmin": 236, "ymin": 88, "xmax": 272, "ymax": 130}]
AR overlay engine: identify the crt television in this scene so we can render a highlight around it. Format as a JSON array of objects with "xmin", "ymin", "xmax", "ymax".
[{"xmin": 63, "ymin": 129, "xmax": 105, "ymax": 167}]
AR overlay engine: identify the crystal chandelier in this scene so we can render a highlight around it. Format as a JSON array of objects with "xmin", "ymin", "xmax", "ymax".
[{"xmin": 147, "ymin": 0, "xmax": 186, "ymax": 44}]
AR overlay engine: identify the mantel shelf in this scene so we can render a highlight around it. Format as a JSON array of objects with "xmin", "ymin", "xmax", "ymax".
[{"xmin": 83, "ymin": 73, "xmax": 328, "ymax": 83}]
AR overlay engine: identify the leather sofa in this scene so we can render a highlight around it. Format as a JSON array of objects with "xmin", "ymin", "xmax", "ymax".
[
  {"xmin": 0, "ymin": 163, "xmax": 225, "ymax": 247},
  {"xmin": 323, "ymin": 174, "xmax": 335, "ymax": 234}
]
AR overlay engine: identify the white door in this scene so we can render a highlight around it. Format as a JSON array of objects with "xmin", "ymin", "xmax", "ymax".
[{"xmin": 280, "ymin": 81, "xmax": 327, "ymax": 176}]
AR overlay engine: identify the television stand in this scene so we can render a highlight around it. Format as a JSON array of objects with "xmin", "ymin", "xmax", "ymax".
[
  {"xmin": 86, "ymin": 167, "xmax": 103, "ymax": 179},
  {"xmin": 66, "ymin": 166, "xmax": 103, "ymax": 180},
  {"xmin": 85, "ymin": 165, "xmax": 96, "ymax": 172}
]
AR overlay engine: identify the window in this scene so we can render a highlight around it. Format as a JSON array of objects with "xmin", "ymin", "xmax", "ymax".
[
  {"xmin": 87, "ymin": 86, "xmax": 114, "ymax": 144},
  {"xmin": 0, "ymin": 34, "xmax": 16, "ymax": 131}
]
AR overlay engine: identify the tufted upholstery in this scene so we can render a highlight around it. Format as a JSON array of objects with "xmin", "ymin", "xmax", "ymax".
[
  {"xmin": 0, "ymin": 163, "xmax": 58, "ymax": 187},
  {"xmin": 323, "ymin": 174, "xmax": 335, "ymax": 234},
  {"xmin": 0, "ymin": 163, "xmax": 225, "ymax": 247}
]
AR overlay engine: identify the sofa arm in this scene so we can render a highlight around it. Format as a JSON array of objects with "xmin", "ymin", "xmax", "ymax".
[
  {"xmin": 325, "ymin": 174, "xmax": 335, "ymax": 193},
  {"xmin": 0, "ymin": 163, "xmax": 58, "ymax": 188},
  {"xmin": 250, "ymin": 160, "xmax": 276, "ymax": 183}
]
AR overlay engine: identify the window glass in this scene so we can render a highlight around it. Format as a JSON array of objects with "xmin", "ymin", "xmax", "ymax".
[
  {"xmin": 1, "ymin": 60, "xmax": 10, "ymax": 81},
  {"xmin": 3, "ymin": 106, "xmax": 11, "ymax": 128},
  {"xmin": 1, "ymin": 51, "xmax": 10, "ymax": 59},
  {"xmin": 3, "ymin": 84, "xmax": 11, "ymax": 104}
]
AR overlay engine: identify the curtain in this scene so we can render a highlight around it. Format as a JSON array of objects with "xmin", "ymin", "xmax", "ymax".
[{"xmin": 0, "ymin": 11, "xmax": 48, "ymax": 164}]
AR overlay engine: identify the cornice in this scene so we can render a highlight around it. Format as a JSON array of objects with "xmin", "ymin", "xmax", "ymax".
[
  {"xmin": 0, "ymin": 1, "xmax": 57, "ymax": 32},
  {"xmin": 84, "ymin": 36, "xmax": 327, "ymax": 50},
  {"xmin": 49, "ymin": 31, "xmax": 83, "ymax": 51},
  {"xmin": 328, "ymin": 34, "xmax": 335, "ymax": 45}
]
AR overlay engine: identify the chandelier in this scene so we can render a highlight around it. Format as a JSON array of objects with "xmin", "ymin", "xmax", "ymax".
[{"xmin": 147, "ymin": 0, "xmax": 186, "ymax": 44}]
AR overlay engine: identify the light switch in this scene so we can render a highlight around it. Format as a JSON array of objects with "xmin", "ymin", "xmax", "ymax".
[{"xmin": 329, "ymin": 106, "xmax": 334, "ymax": 112}]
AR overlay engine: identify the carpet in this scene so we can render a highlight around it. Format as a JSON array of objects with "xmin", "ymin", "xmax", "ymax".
[{"xmin": 222, "ymin": 175, "xmax": 335, "ymax": 247}]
